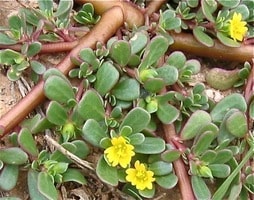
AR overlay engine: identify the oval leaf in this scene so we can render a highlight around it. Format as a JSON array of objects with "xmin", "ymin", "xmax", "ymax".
[
  {"xmin": 18, "ymin": 128, "xmax": 38, "ymax": 157},
  {"xmin": 96, "ymin": 156, "xmax": 118, "ymax": 186},
  {"xmin": 120, "ymin": 107, "xmax": 150, "ymax": 133},
  {"xmin": 157, "ymin": 103, "xmax": 179, "ymax": 124},
  {"xmin": 191, "ymin": 175, "xmax": 211, "ymax": 200},
  {"xmin": 226, "ymin": 111, "xmax": 247, "ymax": 138},
  {"xmin": 111, "ymin": 78, "xmax": 140, "ymax": 101},
  {"xmin": 62, "ymin": 168, "xmax": 87, "ymax": 185},
  {"xmin": 155, "ymin": 173, "xmax": 178, "ymax": 189},
  {"xmin": 0, "ymin": 165, "xmax": 19, "ymax": 191},
  {"xmin": 210, "ymin": 93, "xmax": 247, "ymax": 123},
  {"xmin": 38, "ymin": 172, "xmax": 58, "ymax": 200},
  {"xmin": 110, "ymin": 40, "xmax": 131, "ymax": 67},
  {"xmin": 0, "ymin": 147, "xmax": 28, "ymax": 165},
  {"xmin": 44, "ymin": 75, "xmax": 75, "ymax": 105},
  {"xmin": 95, "ymin": 62, "xmax": 119, "ymax": 96},
  {"xmin": 193, "ymin": 26, "xmax": 214, "ymax": 47},
  {"xmin": 134, "ymin": 137, "xmax": 165, "ymax": 154},
  {"xmin": 78, "ymin": 90, "xmax": 105, "ymax": 121},
  {"xmin": 82, "ymin": 119, "xmax": 107, "ymax": 147},
  {"xmin": 46, "ymin": 101, "xmax": 68, "ymax": 126},
  {"xmin": 181, "ymin": 110, "xmax": 211, "ymax": 140}
]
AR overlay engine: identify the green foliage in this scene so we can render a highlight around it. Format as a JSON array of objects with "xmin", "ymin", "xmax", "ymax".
[{"xmin": 0, "ymin": 0, "xmax": 253, "ymax": 199}]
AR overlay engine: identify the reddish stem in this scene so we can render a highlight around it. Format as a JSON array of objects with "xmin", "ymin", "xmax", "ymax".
[
  {"xmin": 170, "ymin": 32, "xmax": 254, "ymax": 62},
  {"xmin": 163, "ymin": 123, "xmax": 195, "ymax": 200}
]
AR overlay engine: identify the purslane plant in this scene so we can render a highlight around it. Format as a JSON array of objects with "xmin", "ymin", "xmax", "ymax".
[{"xmin": 0, "ymin": 0, "xmax": 253, "ymax": 200}]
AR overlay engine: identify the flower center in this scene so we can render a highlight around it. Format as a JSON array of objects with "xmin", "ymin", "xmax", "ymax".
[
  {"xmin": 115, "ymin": 144, "xmax": 127, "ymax": 156},
  {"xmin": 136, "ymin": 170, "xmax": 147, "ymax": 181}
]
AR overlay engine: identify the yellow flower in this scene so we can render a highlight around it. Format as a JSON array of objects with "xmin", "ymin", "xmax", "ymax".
[
  {"xmin": 126, "ymin": 160, "xmax": 155, "ymax": 190},
  {"xmin": 104, "ymin": 136, "xmax": 135, "ymax": 168},
  {"xmin": 229, "ymin": 12, "xmax": 248, "ymax": 41}
]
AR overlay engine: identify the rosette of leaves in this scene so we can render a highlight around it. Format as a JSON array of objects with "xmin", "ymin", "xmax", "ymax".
[
  {"xmin": 43, "ymin": 68, "xmax": 91, "ymax": 142},
  {"xmin": 0, "ymin": 0, "xmax": 74, "ymax": 44},
  {"xmin": 74, "ymin": 3, "xmax": 101, "ymax": 25},
  {"xmin": 28, "ymin": 139, "xmax": 89, "ymax": 200},
  {"xmin": 81, "ymin": 103, "xmax": 170, "ymax": 198},
  {"xmin": 0, "ymin": 42, "xmax": 45, "ymax": 81}
]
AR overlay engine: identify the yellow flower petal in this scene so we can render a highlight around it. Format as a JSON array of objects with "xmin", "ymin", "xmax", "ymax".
[
  {"xmin": 104, "ymin": 136, "xmax": 135, "ymax": 168},
  {"xmin": 126, "ymin": 160, "xmax": 155, "ymax": 191},
  {"xmin": 228, "ymin": 12, "xmax": 248, "ymax": 41}
]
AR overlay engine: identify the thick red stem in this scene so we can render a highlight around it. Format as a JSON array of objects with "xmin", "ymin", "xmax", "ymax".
[{"xmin": 163, "ymin": 123, "xmax": 195, "ymax": 200}]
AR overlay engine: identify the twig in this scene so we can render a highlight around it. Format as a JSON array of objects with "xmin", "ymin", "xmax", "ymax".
[{"xmin": 44, "ymin": 134, "xmax": 95, "ymax": 171}]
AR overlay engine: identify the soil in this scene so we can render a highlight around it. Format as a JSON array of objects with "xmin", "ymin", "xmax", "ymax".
[{"xmin": 0, "ymin": 1, "xmax": 245, "ymax": 200}]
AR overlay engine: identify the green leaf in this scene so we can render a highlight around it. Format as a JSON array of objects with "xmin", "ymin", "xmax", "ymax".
[
  {"xmin": 0, "ymin": 165, "xmax": 19, "ymax": 191},
  {"xmin": 38, "ymin": 172, "xmax": 58, "ymax": 200},
  {"xmin": 217, "ymin": 0, "xmax": 240, "ymax": 8},
  {"xmin": 110, "ymin": 40, "xmax": 131, "ymax": 66},
  {"xmin": 82, "ymin": 119, "xmax": 107, "ymax": 147},
  {"xmin": 30, "ymin": 60, "xmax": 46, "ymax": 75},
  {"xmin": 200, "ymin": 150, "xmax": 217, "ymax": 163},
  {"xmin": 129, "ymin": 133, "xmax": 145, "ymax": 145},
  {"xmin": 8, "ymin": 15, "xmax": 22, "ymax": 30},
  {"xmin": 71, "ymin": 140, "xmax": 90, "ymax": 159},
  {"xmin": 96, "ymin": 156, "xmax": 118, "ymax": 186},
  {"xmin": 139, "ymin": 36, "xmax": 169, "ymax": 71},
  {"xmin": 226, "ymin": 111, "xmax": 247, "ymax": 138},
  {"xmin": 38, "ymin": 0, "xmax": 53, "ymax": 12},
  {"xmin": 95, "ymin": 62, "xmax": 119, "ymax": 96},
  {"xmin": 161, "ymin": 149, "xmax": 181, "ymax": 163},
  {"xmin": 249, "ymin": 99, "xmax": 254, "ymax": 120},
  {"xmin": 62, "ymin": 168, "xmax": 87, "ymax": 185},
  {"xmin": 79, "ymin": 48, "xmax": 99, "ymax": 69},
  {"xmin": 181, "ymin": 110, "xmax": 211, "ymax": 140},
  {"xmin": 50, "ymin": 143, "xmax": 76, "ymax": 163},
  {"xmin": 18, "ymin": 128, "xmax": 38, "ymax": 157},
  {"xmin": 157, "ymin": 103, "xmax": 179, "ymax": 124},
  {"xmin": 201, "ymin": 0, "xmax": 217, "ymax": 22},
  {"xmin": 143, "ymin": 78, "xmax": 165, "ymax": 93},
  {"xmin": 46, "ymin": 101, "xmax": 68, "ymax": 126},
  {"xmin": 211, "ymin": 149, "xmax": 233, "ymax": 164},
  {"xmin": 78, "ymin": 90, "xmax": 105, "ymax": 121},
  {"xmin": 149, "ymin": 161, "xmax": 172, "ymax": 176},
  {"xmin": 134, "ymin": 137, "xmax": 165, "ymax": 154},
  {"xmin": 27, "ymin": 169, "xmax": 48, "ymax": 200},
  {"xmin": 166, "ymin": 51, "xmax": 186, "ymax": 69},
  {"xmin": 0, "ymin": 147, "xmax": 28, "ymax": 165},
  {"xmin": 192, "ymin": 131, "xmax": 216, "ymax": 156},
  {"xmin": 54, "ymin": 0, "xmax": 73, "ymax": 19},
  {"xmin": 191, "ymin": 175, "xmax": 211, "ymax": 200},
  {"xmin": 217, "ymin": 32, "xmax": 240, "ymax": 47},
  {"xmin": 44, "ymin": 75, "xmax": 75, "ymax": 105},
  {"xmin": 111, "ymin": 78, "xmax": 140, "ymax": 101},
  {"xmin": 155, "ymin": 173, "xmax": 178, "ymax": 189},
  {"xmin": 160, "ymin": 10, "xmax": 181, "ymax": 30},
  {"xmin": 129, "ymin": 32, "xmax": 148, "ymax": 54},
  {"xmin": 138, "ymin": 187, "xmax": 155, "ymax": 198},
  {"xmin": 209, "ymin": 164, "xmax": 230, "ymax": 178},
  {"xmin": 193, "ymin": 26, "xmax": 214, "ymax": 47},
  {"xmin": 156, "ymin": 65, "xmax": 178, "ymax": 85},
  {"xmin": 26, "ymin": 42, "xmax": 42, "ymax": 57},
  {"xmin": 210, "ymin": 93, "xmax": 247, "ymax": 123},
  {"xmin": 0, "ymin": 33, "xmax": 17, "ymax": 45},
  {"xmin": 0, "ymin": 49, "xmax": 23, "ymax": 65},
  {"xmin": 120, "ymin": 107, "xmax": 150, "ymax": 133}
]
